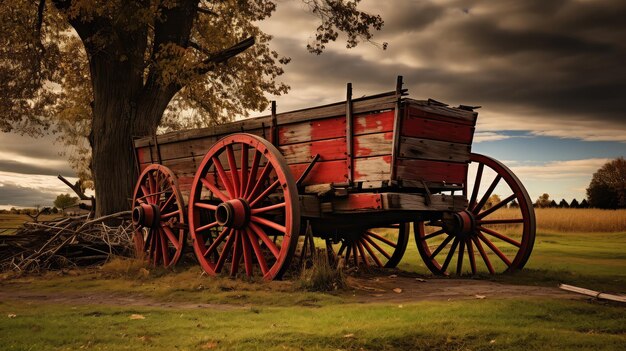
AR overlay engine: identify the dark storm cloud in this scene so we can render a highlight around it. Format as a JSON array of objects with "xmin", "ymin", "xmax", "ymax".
[
  {"xmin": 270, "ymin": 0, "xmax": 626, "ymax": 132},
  {"xmin": 0, "ymin": 183, "xmax": 57, "ymax": 207},
  {"xmin": 0, "ymin": 159, "xmax": 74, "ymax": 177}
]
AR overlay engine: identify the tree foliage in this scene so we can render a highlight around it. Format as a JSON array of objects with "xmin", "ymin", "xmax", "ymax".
[
  {"xmin": 570, "ymin": 198, "xmax": 580, "ymax": 208},
  {"xmin": 0, "ymin": 0, "xmax": 385, "ymax": 215},
  {"xmin": 483, "ymin": 194, "xmax": 501, "ymax": 211},
  {"xmin": 53, "ymin": 193, "xmax": 79, "ymax": 209},
  {"xmin": 586, "ymin": 157, "xmax": 626, "ymax": 209},
  {"xmin": 535, "ymin": 193, "xmax": 551, "ymax": 208}
]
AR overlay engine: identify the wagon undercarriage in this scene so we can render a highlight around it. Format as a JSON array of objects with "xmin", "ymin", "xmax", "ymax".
[{"xmin": 131, "ymin": 77, "xmax": 536, "ymax": 280}]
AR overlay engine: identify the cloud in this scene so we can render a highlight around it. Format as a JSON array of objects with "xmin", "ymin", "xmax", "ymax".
[
  {"xmin": 473, "ymin": 132, "xmax": 512, "ymax": 143},
  {"xmin": 0, "ymin": 171, "xmax": 81, "ymax": 207},
  {"xmin": 261, "ymin": 0, "xmax": 626, "ymax": 142},
  {"xmin": 507, "ymin": 158, "xmax": 610, "ymax": 180}
]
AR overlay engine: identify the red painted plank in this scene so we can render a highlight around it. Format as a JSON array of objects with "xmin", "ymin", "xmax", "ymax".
[
  {"xmin": 279, "ymin": 137, "xmax": 347, "ymax": 164},
  {"xmin": 401, "ymin": 115, "xmax": 474, "ymax": 144},
  {"xmin": 395, "ymin": 159, "xmax": 467, "ymax": 184},
  {"xmin": 354, "ymin": 110, "xmax": 395, "ymax": 135},
  {"xmin": 289, "ymin": 160, "xmax": 348, "ymax": 185},
  {"xmin": 406, "ymin": 105, "xmax": 477, "ymax": 126}
]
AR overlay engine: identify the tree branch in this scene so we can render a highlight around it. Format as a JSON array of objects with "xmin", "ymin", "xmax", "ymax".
[
  {"xmin": 197, "ymin": 6, "xmax": 217, "ymax": 16},
  {"xmin": 196, "ymin": 36, "xmax": 255, "ymax": 74}
]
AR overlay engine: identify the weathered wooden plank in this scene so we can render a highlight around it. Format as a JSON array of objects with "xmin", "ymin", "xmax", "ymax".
[
  {"xmin": 353, "ymin": 155, "xmax": 392, "ymax": 182},
  {"xmin": 279, "ymin": 137, "xmax": 347, "ymax": 164},
  {"xmin": 395, "ymin": 159, "xmax": 467, "ymax": 184},
  {"xmin": 398, "ymin": 137, "xmax": 470, "ymax": 163},
  {"xmin": 278, "ymin": 117, "xmax": 345, "ymax": 145},
  {"xmin": 299, "ymin": 195, "xmax": 321, "ymax": 218},
  {"xmin": 404, "ymin": 99, "xmax": 477, "ymax": 126},
  {"xmin": 382, "ymin": 193, "xmax": 468, "ymax": 212},
  {"xmin": 354, "ymin": 132, "xmax": 393, "ymax": 158},
  {"xmin": 134, "ymin": 117, "xmax": 272, "ymax": 148},
  {"xmin": 401, "ymin": 115, "xmax": 474, "ymax": 144},
  {"xmin": 289, "ymin": 159, "xmax": 348, "ymax": 185}
]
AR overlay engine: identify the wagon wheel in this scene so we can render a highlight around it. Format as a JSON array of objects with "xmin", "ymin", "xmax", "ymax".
[
  {"xmin": 188, "ymin": 133, "xmax": 300, "ymax": 280},
  {"xmin": 415, "ymin": 153, "xmax": 535, "ymax": 275},
  {"xmin": 132, "ymin": 164, "xmax": 186, "ymax": 268},
  {"xmin": 326, "ymin": 224, "xmax": 410, "ymax": 268}
]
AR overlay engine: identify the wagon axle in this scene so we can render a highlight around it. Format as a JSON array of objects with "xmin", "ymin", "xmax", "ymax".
[
  {"xmin": 441, "ymin": 210, "xmax": 475, "ymax": 239},
  {"xmin": 215, "ymin": 199, "xmax": 251, "ymax": 229},
  {"xmin": 132, "ymin": 203, "xmax": 161, "ymax": 228}
]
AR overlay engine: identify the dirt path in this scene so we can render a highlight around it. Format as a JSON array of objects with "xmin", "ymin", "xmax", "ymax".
[
  {"xmin": 348, "ymin": 275, "xmax": 582, "ymax": 303},
  {"xmin": 0, "ymin": 275, "xmax": 583, "ymax": 309}
]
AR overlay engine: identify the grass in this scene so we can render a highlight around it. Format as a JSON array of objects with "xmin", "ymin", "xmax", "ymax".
[
  {"xmin": 0, "ymin": 214, "xmax": 64, "ymax": 234},
  {"xmin": 1, "ymin": 210, "xmax": 625, "ymax": 349},
  {"xmin": 0, "ymin": 298, "xmax": 624, "ymax": 350}
]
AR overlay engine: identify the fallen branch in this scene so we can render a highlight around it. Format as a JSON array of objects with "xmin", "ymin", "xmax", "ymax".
[{"xmin": 559, "ymin": 284, "xmax": 626, "ymax": 303}]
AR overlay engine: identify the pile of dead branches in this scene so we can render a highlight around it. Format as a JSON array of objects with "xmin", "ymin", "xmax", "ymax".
[{"xmin": 0, "ymin": 212, "xmax": 134, "ymax": 273}]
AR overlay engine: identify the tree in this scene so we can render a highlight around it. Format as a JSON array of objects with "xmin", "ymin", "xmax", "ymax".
[
  {"xmin": 483, "ymin": 194, "xmax": 501, "ymax": 211},
  {"xmin": 535, "ymin": 193, "xmax": 551, "ymax": 208},
  {"xmin": 586, "ymin": 157, "xmax": 626, "ymax": 209},
  {"xmin": 570, "ymin": 198, "xmax": 580, "ymax": 208},
  {"xmin": 558, "ymin": 199, "xmax": 569, "ymax": 208},
  {"xmin": 54, "ymin": 193, "xmax": 79, "ymax": 212},
  {"xmin": 579, "ymin": 199, "xmax": 589, "ymax": 208},
  {"xmin": 509, "ymin": 199, "xmax": 519, "ymax": 208},
  {"xmin": 1, "ymin": 1, "xmax": 385, "ymax": 215},
  {"xmin": 549, "ymin": 200, "xmax": 558, "ymax": 208}
]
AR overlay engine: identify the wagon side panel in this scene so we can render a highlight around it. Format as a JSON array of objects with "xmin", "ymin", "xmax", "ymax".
[{"xmin": 395, "ymin": 101, "xmax": 477, "ymax": 191}]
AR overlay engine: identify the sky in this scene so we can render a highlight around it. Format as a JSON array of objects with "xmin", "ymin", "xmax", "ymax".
[{"xmin": 1, "ymin": 0, "xmax": 625, "ymax": 209}]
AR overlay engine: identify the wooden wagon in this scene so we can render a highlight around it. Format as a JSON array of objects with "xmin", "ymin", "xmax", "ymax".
[{"xmin": 131, "ymin": 77, "xmax": 536, "ymax": 280}]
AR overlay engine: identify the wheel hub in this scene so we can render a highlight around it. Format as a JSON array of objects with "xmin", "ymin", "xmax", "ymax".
[
  {"xmin": 442, "ymin": 210, "xmax": 475, "ymax": 239},
  {"xmin": 132, "ymin": 203, "xmax": 161, "ymax": 228},
  {"xmin": 215, "ymin": 198, "xmax": 250, "ymax": 229}
]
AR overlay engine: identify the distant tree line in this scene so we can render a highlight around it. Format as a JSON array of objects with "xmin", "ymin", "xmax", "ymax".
[{"xmin": 532, "ymin": 193, "xmax": 589, "ymax": 208}]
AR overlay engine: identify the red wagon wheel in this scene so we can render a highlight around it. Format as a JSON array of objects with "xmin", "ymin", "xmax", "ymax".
[
  {"xmin": 132, "ymin": 164, "xmax": 186, "ymax": 268},
  {"xmin": 415, "ymin": 153, "xmax": 535, "ymax": 275},
  {"xmin": 188, "ymin": 133, "xmax": 300, "ymax": 280},
  {"xmin": 326, "ymin": 224, "xmax": 410, "ymax": 268}
]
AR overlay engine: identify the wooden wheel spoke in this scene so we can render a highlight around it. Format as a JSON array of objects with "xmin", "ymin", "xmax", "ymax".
[
  {"xmin": 477, "ymin": 232, "xmax": 512, "ymax": 267},
  {"xmin": 226, "ymin": 145, "xmax": 241, "ymax": 198},
  {"xmin": 423, "ymin": 229, "xmax": 445, "ymax": 240},
  {"xmin": 478, "ymin": 226, "xmax": 521, "ymax": 248},
  {"xmin": 248, "ymin": 222, "xmax": 280, "ymax": 258},
  {"xmin": 211, "ymin": 156, "xmax": 236, "ymax": 199},
  {"xmin": 246, "ymin": 163, "xmax": 273, "ymax": 202},
  {"xmin": 245, "ymin": 228, "xmax": 269, "ymax": 275},
  {"xmin": 344, "ymin": 244, "xmax": 352, "ymax": 263},
  {"xmin": 196, "ymin": 221, "xmax": 219, "ymax": 233},
  {"xmin": 472, "ymin": 235, "xmax": 495, "ymax": 274},
  {"xmin": 249, "ymin": 179, "xmax": 281, "ymax": 208},
  {"xmin": 161, "ymin": 226, "xmax": 181, "ymax": 250},
  {"xmin": 240, "ymin": 144, "xmax": 248, "ymax": 197},
  {"xmin": 195, "ymin": 202, "xmax": 218, "ymax": 211},
  {"xmin": 356, "ymin": 241, "xmax": 369, "ymax": 267},
  {"xmin": 472, "ymin": 175, "xmax": 501, "ymax": 213},
  {"xmin": 143, "ymin": 229, "xmax": 153, "ymax": 252},
  {"xmin": 147, "ymin": 172, "xmax": 157, "ymax": 203},
  {"xmin": 477, "ymin": 194, "xmax": 516, "ymax": 219},
  {"xmin": 456, "ymin": 239, "xmax": 465, "ymax": 275},
  {"xmin": 361, "ymin": 238, "xmax": 384, "ymax": 267},
  {"xmin": 466, "ymin": 238, "xmax": 477, "ymax": 275},
  {"xmin": 200, "ymin": 177, "xmax": 230, "ymax": 203},
  {"xmin": 250, "ymin": 202, "xmax": 286, "ymax": 215},
  {"xmin": 230, "ymin": 231, "xmax": 242, "ymax": 276},
  {"xmin": 365, "ymin": 231, "xmax": 396, "ymax": 248},
  {"xmin": 478, "ymin": 218, "xmax": 524, "ymax": 225},
  {"xmin": 428, "ymin": 234, "xmax": 454, "ymax": 260},
  {"xmin": 160, "ymin": 230, "xmax": 170, "ymax": 267},
  {"xmin": 337, "ymin": 242, "xmax": 346, "ymax": 256},
  {"xmin": 363, "ymin": 235, "xmax": 392, "ymax": 260},
  {"xmin": 441, "ymin": 237, "xmax": 459, "ymax": 272},
  {"xmin": 203, "ymin": 228, "xmax": 231, "ymax": 258},
  {"xmin": 152, "ymin": 229, "xmax": 161, "ymax": 266},
  {"xmin": 215, "ymin": 231, "xmax": 236, "ymax": 273},
  {"xmin": 160, "ymin": 193, "xmax": 175, "ymax": 211},
  {"xmin": 251, "ymin": 216, "xmax": 286, "ymax": 234},
  {"xmin": 243, "ymin": 150, "xmax": 261, "ymax": 198},
  {"xmin": 469, "ymin": 163, "xmax": 484, "ymax": 209},
  {"xmin": 161, "ymin": 209, "xmax": 181, "ymax": 220},
  {"xmin": 241, "ymin": 230, "xmax": 253, "ymax": 277},
  {"xmin": 140, "ymin": 185, "xmax": 151, "ymax": 203}
]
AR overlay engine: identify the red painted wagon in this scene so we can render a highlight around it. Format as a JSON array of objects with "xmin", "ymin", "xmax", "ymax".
[{"xmin": 131, "ymin": 77, "xmax": 536, "ymax": 280}]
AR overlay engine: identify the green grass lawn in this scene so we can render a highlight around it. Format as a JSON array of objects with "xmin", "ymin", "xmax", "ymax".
[{"xmin": 1, "ymin": 229, "xmax": 625, "ymax": 350}]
